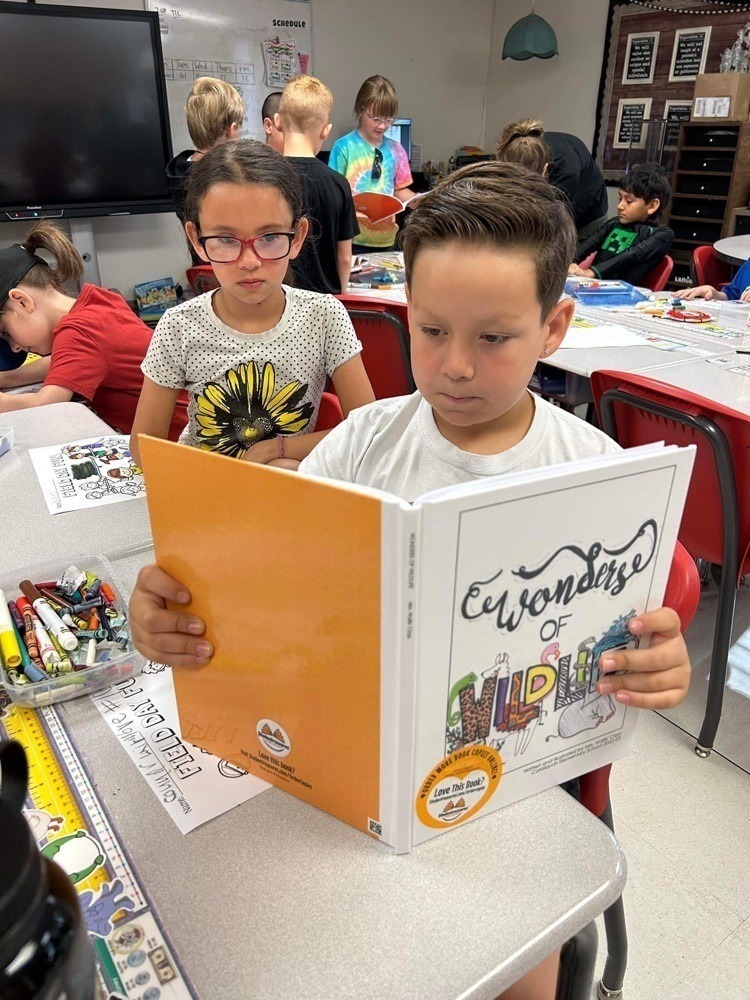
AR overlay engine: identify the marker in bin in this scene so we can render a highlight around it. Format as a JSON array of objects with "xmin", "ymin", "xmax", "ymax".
[{"xmin": 0, "ymin": 565, "xmax": 134, "ymax": 686}]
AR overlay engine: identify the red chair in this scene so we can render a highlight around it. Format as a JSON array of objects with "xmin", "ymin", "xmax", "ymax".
[
  {"xmin": 337, "ymin": 292, "xmax": 409, "ymax": 333},
  {"xmin": 643, "ymin": 255, "xmax": 674, "ymax": 292},
  {"xmin": 591, "ymin": 369, "xmax": 750, "ymax": 759},
  {"xmin": 337, "ymin": 300, "xmax": 415, "ymax": 399},
  {"xmin": 186, "ymin": 265, "xmax": 220, "ymax": 295},
  {"xmin": 576, "ymin": 540, "xmax": 700, "ymax": 1000},
  {"xmin": 691, "ymin": 245, "xmax": 733, "ymax": 289},
  {"xmin": 314, "ymin": 391, "xmax": 343, "ymax": 431}
]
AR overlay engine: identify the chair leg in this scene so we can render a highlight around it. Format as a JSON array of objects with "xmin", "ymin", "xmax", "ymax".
[
  {"xmin": 696, "ymin": 576, "xmax": 739, "ymax": 757},
  {"xmin": 556, "ymin": 921, "xmax": 598, "ymax": 1000},
  {"xmin": 597, "ymin": 799, "xmax": 627, "ymax": 998}
]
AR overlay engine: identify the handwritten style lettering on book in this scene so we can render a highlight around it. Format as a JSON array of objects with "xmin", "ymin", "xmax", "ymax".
[{"xmin": 448, "ymin": 520, "xmax": 657, "ymax": 755}]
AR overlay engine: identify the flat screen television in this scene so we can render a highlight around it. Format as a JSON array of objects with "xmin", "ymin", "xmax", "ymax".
[
  {"xmin": 385, "ymin": 118, "xmax": 412, "ymax": 162},
  {"xmin": 0, "ymin": 2, "xmax": 173, "ymax": 221}
]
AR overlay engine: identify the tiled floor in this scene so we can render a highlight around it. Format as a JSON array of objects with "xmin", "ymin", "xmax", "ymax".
[{"xmin": 592, "ymin": 581, "xmax": 750, "ymax": 999}]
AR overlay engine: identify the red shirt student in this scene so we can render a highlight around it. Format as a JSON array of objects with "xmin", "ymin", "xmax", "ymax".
[{"xmin": 0, "ymin": 221, "xmax": 187, "ymax": 437}]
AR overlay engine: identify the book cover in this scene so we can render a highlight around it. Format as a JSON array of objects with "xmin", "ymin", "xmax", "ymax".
[
  {"xmin": 134, "ymin": 277, "xmax": 178, "ymax": 322},
  {"xmin": 139, "ymin": 437, "xmax": 694, "ymax": 852},
  {"xmin": 353, "ymin": 191, "xmax": 403, "ymax": 224}
]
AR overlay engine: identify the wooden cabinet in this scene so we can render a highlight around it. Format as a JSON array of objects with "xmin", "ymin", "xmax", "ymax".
[{"xmin": 665, "ymin": 122, "xmax": 750, "ymax": 288}]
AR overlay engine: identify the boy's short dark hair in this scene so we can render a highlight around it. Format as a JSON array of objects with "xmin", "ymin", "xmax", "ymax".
[
  {"xmin": 262, "ymin": 91, "xmax": 283, "ymax": 122},
  {"xmin": 401, "ymin": 160, "xmax": 576, "ymax": 319},
  {"xmin": 621, "ymin": 163, "xmax": 671, "ymax": 219}
]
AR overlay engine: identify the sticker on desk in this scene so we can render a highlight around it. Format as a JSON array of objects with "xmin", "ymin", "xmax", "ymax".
[
  {"xmin": 727, "ymin": 364, "xmax": 750, "ymax": 378},
  {"xmin": 0, "ymin": 693, "xmax": 197, "ymax": 999},
  {"xmin": 640, "ymin": 335, "xmax": 713, "ymax": 355},
  {"xmin": 29, "ymin": 435, "xmax": 145, "ymax": 515},
  {"xmin": 706, "ymin": 355, "xmax": 739, "ymax": 366},
  {"xmin": 92, "ymin": 663, "xmax": 270, "ymax": 834}
]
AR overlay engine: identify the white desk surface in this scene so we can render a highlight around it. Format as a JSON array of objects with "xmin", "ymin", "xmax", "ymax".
[
  {"xmin": 622, "ymin": 355, "xmax": 750, "ymax": 417},
  {"xmin": 2, "ymin": 403, "xmax": 627, "ymax": 999},
  {"xmin": 714, "ymin": 235, "xmax": 750, "ymax": 264},
  {"xmin": 549, "ymin": 300, "xmax": 747, "ymax": 379},
  {"xmin": 3, "ymin": 402, "xmax": 151, "ymax": 569}
]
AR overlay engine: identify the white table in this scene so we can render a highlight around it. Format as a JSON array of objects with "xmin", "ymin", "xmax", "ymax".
[
  {"xmin": 714, "ymin": 235, "xmax": 750, "ymax": 264},
  {"xmin": 1, "ymin": 401, "xmax": 628, "ymax": 999},
  {"xmin": 2, "ymin": 402, "xmax": 151, "ymax": 568},
  {"xmin": 621, "ymin": 355, "xmax": 750, "ymax": 416},
  {"xmin": 541, "ymin": 300, "xmax": 747, "ymax": 406}
]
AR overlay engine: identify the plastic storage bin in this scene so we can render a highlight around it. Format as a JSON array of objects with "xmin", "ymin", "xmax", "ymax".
[{"xmin": 0, "ymin": 553, "xmax": 144, "ymax": 708}]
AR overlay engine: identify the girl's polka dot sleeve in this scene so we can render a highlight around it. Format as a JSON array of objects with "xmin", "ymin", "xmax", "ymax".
[
  {"xmin": 323, "ymin": 296, "xmax": 363, "ymax": 376},
  {"xmin": 141, "ymin": 312, "xmax": 188, "ymax": 390}
]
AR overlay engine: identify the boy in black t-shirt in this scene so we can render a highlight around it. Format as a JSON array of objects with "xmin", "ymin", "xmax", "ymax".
[
  {"xmin": 278, "ymin": 76, "xmax": 359, "ymax": 295},
  {"xmin": 569, "ymin": 163, "xmax": 674, "ymax": 287}
]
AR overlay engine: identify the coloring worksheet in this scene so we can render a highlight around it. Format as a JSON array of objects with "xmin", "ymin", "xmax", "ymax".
[
  {"xmin": 92, "ymin": 662, "xmax": 270, "ymax": 834},
  {"xmin": 30, "ymin": 436, "xmax": 145, "ymax": 515}
]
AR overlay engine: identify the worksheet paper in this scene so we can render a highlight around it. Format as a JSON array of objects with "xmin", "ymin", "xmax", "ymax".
[
  {"xmin": 92, "ymin": 663, "xmax": 269, "ymax": 833},
  {"xmin": 30, "ymin": 436, "xmax": 145, "ymax": 515}
]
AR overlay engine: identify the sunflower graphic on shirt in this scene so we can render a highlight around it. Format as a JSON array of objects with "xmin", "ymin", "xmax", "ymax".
[{"xmin": 194, "ymin": 361, "xmax": 314, "ymax": 458}]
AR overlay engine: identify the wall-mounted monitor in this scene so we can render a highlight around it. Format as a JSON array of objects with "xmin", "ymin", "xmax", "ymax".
[
  {"xmin": 385, "ymin": 118, "xmax": 412, "ymax": 162},
  {"xmin": 0, "ymin": 1, "xmax": 173, "ymax": 221}
]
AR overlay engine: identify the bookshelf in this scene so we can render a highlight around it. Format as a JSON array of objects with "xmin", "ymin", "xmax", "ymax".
[{"xmin": 665, "ymin": 122, "xmax": 750, "ymax": 289}]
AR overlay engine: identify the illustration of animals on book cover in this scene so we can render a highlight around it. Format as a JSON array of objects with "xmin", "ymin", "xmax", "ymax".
[{"xmin": 413, "ymin": 463, "xmax": 682, "ymax": 839}]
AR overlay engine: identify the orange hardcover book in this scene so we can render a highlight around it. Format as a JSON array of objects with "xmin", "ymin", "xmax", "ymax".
[{"xmin": 140, "ymin": 436, "xmax": 693, "ymax": 852}]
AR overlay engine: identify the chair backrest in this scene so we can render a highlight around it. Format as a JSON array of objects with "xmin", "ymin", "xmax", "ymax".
[
  {"xmin": 591, "ymin": 369, "xmax": 750, "ymax": 579},
  {"xmin": 343, "ymin": 308, "xmax": 415, "ymax": 399},
  {"xmin": 314, "ymin": 391, "xmax": 344, "ymax": 431},
  {"xmin": 691, "ymin": 245, "xmax": 734, "ymax": 289},
  {"xmin": 579, "ymin": 537, "xmax": 699, "ymax": 817},
  {"xmin": 643, "ymin": 255, "xmax": 674, "ymax": 292},
  {"xmin": 186, "ymin": 265, "xmax": 220, "ymax": 295}
]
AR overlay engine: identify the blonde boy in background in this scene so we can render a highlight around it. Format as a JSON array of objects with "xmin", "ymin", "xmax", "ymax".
[
  {"xmin": 278, "ymin": 76, "xmax": 359, "ymax": 294},
  {"xmin": 165, "ymin": 76, "xmax": 245, "ymax": 227}
]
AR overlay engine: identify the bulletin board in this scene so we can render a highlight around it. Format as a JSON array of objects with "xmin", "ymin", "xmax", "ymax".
[
  {"xmin": 145, "ymin": 0, "xmax": 312, "ymax": 153},
  {"xmin": 594, "ymin": 0, "xmax": 750, "ymax": 180}
]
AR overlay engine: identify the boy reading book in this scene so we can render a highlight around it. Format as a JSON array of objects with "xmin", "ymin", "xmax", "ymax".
[{"xmin": 129, "ymin": 160, "xmax": 690, "ymax": 1000}]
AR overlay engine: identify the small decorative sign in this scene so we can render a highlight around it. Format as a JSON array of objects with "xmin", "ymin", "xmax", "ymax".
[
  {"xmin": 623, "ymin": 31, "xmax": 659, "ymax": 85},
  {"xmin": 663, "ymin": 101, "xmax": 692, "ymax": 148},
  {"xmin": 614, "ymin": 98, "xmax": 652, "ymax": 149},
  {"xmin": 669, "ymin": 26, "xmax": 711, "ymax": 82}
]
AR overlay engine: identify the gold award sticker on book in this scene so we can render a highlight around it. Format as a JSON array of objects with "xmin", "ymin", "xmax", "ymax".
[{"xmin": 416, "ymin": 746, "xmax": 502, "ymax": 829}]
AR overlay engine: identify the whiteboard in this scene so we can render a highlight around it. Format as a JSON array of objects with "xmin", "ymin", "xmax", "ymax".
[{"xmin": 146, "ymin": 0, "xmax": 313, "ymax": 153}]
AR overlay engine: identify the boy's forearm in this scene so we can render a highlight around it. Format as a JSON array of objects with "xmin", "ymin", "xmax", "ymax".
[
  {"xmin": 0, "ymin": 356, "xmax": 51, "ymax": 390},
  {"xmin": 336, "ymin": 241, "xmax": 353, "ymax": 291}
]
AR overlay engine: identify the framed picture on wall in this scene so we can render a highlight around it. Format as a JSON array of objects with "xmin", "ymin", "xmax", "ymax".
[
  {"xmin": 594, "ymin": 3, "xmax": 749, "ymax": 181},
  {"xmin": 614, "ymin": 97, "xmax": 652, "ymax": 149},
  {"xmin": 622, "ymin": 30, "xmax": 659, "ymax": 84},
  {"xmin": 669, "ymin": 25, "xmax": 711, "ymax": 82},
  {"xmin": 663, "ymin": 100, "xmax": 693, "ymax": 149}
]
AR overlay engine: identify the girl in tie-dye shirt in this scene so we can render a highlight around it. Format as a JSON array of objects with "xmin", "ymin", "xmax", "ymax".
[{"xmin": 329, "ymin": 75, "xmax": 414, "ymax": 251}]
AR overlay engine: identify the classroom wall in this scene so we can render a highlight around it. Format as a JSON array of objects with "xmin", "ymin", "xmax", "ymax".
[
  {"xmin": 1, "ymin": 0, "xmax": 615, "ymax": 296},
  {"xmin": 484, "ymin": 0, "xmax": 610, "ymax": 149}
]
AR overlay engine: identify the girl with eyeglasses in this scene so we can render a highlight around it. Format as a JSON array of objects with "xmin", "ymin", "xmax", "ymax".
[
  {"xmin": 130, "ymin": 140, "xmax": 374, "ymax": 466},
  {"xmin": 329, "ymin": 75, "xmax": 415, "ymax": 253},
  {"xmin": 0, "ymin": 221, "xmax": 187, "ymax": 439}
]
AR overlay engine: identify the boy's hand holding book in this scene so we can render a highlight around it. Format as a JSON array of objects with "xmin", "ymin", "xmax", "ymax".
[
  {"xmin": 594, "ymin": 606, "xmax": 690, "ymax": 709},
  {"xmin": 129, "ymin": 563, "xmax": 690, "ymax": 711},
  {"xmin": 130, "ymin": 563, "xmax": 212, "ymax": 668}
]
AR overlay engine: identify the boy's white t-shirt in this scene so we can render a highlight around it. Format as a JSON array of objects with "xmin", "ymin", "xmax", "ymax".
[
  {"xmin": 298, "ymin": 391, "xmax": 621, "ymax": 502},
  {"xmin": 141, "ymin": 285, "xmax": 362, "ymax": 457}
]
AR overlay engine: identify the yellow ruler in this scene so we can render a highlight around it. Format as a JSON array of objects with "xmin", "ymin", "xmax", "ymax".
[{"xmin": 2, "ymin": 702, "xmax": 107, "ymax": 893}]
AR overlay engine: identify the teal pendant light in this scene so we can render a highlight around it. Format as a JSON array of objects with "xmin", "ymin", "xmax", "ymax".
[{"xmin": 502, "ymin": 9, "xmax": 558, "ymax": 61}]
